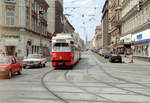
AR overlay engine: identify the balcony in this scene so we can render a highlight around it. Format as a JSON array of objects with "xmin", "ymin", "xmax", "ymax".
[
  {"xmin": 112, "ymin": 20, "xmax": 122, "ymax": 27},
  {"xmin": 115, "ymin": 6, "xmax": 122, "ymax": 11}
]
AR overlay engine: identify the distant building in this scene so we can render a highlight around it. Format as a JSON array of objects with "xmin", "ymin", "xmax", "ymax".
[
  {"xmin": 73, "ymin": 33, "xmax": 84, "ymax": 49},
  {"xmin": 95, "ymin": 25, "xmax": 102, "ymax": 49}
]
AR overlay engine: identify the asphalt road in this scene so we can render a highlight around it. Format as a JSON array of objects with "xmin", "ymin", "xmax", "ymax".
[{"xmin": 0, "ymin": 51, "xmax": 150, "ymax": 103}]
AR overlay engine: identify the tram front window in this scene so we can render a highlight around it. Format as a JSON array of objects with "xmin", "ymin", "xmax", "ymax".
[{"xmin": 53, "ymin": 43, "xmax": 71, "ymax": 52}]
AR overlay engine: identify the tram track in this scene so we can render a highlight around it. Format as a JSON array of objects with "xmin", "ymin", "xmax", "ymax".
[
  {"xmin": 92, "ymin": 53, "xmax": 150, "ymax": 98},
  {"xmin": 41, "ymin": 68, "xmax": 69, "ymax": 103},
  {"xmin": 64, "ymin": 68, "xmax": 117, "ymax": 103},
  {"xmin": 94, "ymin": 52, "xmax": 150, "ymax": 88}
]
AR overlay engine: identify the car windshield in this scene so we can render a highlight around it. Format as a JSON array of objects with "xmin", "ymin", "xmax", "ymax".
[
  {"xmin": 111, "ymin": 54, "xmax": 118, "ymax": 56},
  {"xmin": 27, "ymin": 55, "xmax": 41, "ymax": 59},
  {"xmin": 106, "ymin": 52, "xmax": 111, "ymax": 55},
  {"xmin": 0, "ymin": 57, "xmax": 10, "ymax": 64}
]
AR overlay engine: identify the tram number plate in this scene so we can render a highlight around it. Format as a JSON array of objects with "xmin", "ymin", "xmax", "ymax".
[{"xmin": 59, "ymin": 63, "xmax": 63, "ymax": 66}]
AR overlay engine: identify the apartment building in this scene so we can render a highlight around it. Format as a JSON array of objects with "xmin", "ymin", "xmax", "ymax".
[
  {"xmin": 0, "ymin": 0, "xmax": 50, "ymax": 57},
  {"xmin": 101, "ymin": 0, "xmax": 110, "ymax": 50},
  {"xmin": 46, "ymin": 0, "xmax": 64, "ymax": 34},
  {"xmin": 109, "ymin": 0, "xmax": 122, "ymax": 52},
  {"xmin": 121, "ymin": 0, "xmax": 150, "ymax": 61}
]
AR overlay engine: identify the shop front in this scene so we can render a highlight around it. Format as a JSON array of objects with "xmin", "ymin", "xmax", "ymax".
[
  {"xmin": 133, "ymin": 40, "xmax": 150, "ymax": 57},
  {"xmin": 132, "ymin": 29, "xmax": 150, "ymax": 61},
  {"xmin": 117, "ymin": 34, "xmax": 132, "ymax": 55}
]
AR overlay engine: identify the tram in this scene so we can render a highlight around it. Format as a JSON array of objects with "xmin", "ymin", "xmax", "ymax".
[{"xmin": 51, "ymin": 33, "xmax": 81, "ymax": 68}]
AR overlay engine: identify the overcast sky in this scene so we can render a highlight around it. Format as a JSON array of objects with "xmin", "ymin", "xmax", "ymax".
[{"xmin": 63, "ymin": 0, "xmax": 106, "ymax": 42}]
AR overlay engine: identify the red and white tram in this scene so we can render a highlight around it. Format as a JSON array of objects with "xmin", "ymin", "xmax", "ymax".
[{"xmin": 51, "ymin": 33, "xmax": 81, "ymax": 68}]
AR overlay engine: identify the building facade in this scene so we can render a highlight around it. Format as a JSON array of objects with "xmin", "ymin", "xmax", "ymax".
[
  {"xmin": 121, "ymin": 0, "xmax": 150, "ymax": 61},
  {"xmin": 95, "ymin": 25, "xmax": 102, "ymax": 49},
  {"xmin": 46, "ymin": 0, "xmax": 63, "ymax": 34},
  {"xmin": 64, "ymin": 16, "xmax": 75, "ymax": 34},
  {"xmin": 101, "ymin": 0, "xmax": 110, "ymax": 50},
  {"xmin": 109, "ymin": 0, "xmax": 122, "ymax": 52},
  {"xmin": 0, "ymin": 0, "xmax": 50, "ymax": 57}
]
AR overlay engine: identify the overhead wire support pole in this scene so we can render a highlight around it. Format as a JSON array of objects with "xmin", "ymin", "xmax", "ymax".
[{"xmin": 39, "ymin": 10, "xmax": 44, "ymax": 55}]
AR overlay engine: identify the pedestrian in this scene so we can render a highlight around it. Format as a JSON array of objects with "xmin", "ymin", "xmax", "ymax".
[{"xmin": 129, "ymin": 52, "xmax": 133, "ymax": 63}]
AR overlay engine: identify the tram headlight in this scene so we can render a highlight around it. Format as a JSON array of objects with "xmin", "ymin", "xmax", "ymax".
[
  {"xmin": 53, "ymin": 53, "xmax": 56, "ymax": 57},
  {"xmin": 59, "ymin": 56, "xmax": 63, "ymax": 60}
]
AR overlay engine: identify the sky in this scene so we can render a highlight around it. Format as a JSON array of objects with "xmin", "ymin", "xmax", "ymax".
[{"xmin": 63, "ymin": 0, "xmax": 106, "ymax": 42}]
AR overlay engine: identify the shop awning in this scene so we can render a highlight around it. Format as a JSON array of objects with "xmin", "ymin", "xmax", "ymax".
[{"xmin": 120, "ymin": 34, "xmax": 132, "ymax": 43}]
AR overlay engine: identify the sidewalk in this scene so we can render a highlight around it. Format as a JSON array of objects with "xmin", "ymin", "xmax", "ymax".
[{"xmin": 122, "ymin": 55, "xmax": 150, "ymax": 65}]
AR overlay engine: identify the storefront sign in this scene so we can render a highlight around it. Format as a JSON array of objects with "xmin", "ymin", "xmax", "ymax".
[
  {"xmin": 137, "ymin": 34, "xmax": 142, "ymax": 40},
  {"xmin": 5, "ymin": 39, "xmax": 19, "ymax": 46},
  {"xmin": 2, "ymin": 35, "xmax": 20, "ymax": 39}
]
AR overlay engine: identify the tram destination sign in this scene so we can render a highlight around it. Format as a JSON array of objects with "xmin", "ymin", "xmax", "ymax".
[{"xmin": 56, "ymin": 39, "xmax": 66, "ymax": 42}]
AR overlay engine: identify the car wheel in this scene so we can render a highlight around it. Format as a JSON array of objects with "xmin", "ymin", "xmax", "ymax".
[
  {"xmin": 43, "ymin": 64, "xmax": 46, "ymax": 67},
  {"xmin": 23, "ymin": 66, "xmax": 26, "ymax": 69},
  {"xmin": 120, "ymin": 60, "xmax": 122, "ymax": 63},
  {"xmin": 17, "ymin": 67, "xmax": 22, "ymax": 75},
  {"xmin": 8, "ymin": 70, "xmax": 12, "ymax": 79},
  {"xmin": 40, "ymin": 63, "xmax": 43, "ymax": 68}
]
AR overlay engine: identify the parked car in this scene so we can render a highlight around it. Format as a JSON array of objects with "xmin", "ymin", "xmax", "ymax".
[
  {"xmin": 104, "ymin": 51, "xmax": 112, "ymax": 58},
  {"xmin": 109, "ymin": 54, "xmax": 122, "ymax": 63},
  {"xmin": 0, "ymin": 56, "xmax": 22, "ymax": 79},
  {"xmin": 23, "ymin": 54, "xmax": 47, "ymax": 68},
  {"xmin": 95, "ymin": 49, "xmax": 100, "ymax": 53}
]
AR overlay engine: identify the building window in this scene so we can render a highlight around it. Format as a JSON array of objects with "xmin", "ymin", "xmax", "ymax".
[
  {"xmin": 26, "ymin": 0, "xmax": 30, "ymax": 6},
  {"xmin": 6, "ymin": 11, "xmax": 15, "ymax": 25},
  {"xmin": 5, "ymin": 0, "xmax": 16, "ymax": 3}
]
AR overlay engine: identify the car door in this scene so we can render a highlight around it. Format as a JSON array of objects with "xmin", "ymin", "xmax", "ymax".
[
  {"xmin": 11, "ymin": 57, "xmax": 18, "ymax": 73},
  {"xmin": 14, "ymin": 57, "xmax": 20, "ymax": 71}
]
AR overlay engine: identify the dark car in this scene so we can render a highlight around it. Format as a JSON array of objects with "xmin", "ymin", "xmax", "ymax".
[
  {"xmin": 95, "ymin": 49, "xmax": 100, "ymax": 53},
  {"xmin": 104, "ymin": 52, "xmax": 112, "ymax": 58},
  {"xmin": 109, "ymin": 54, "xmax": 122, "ymax": 63}
]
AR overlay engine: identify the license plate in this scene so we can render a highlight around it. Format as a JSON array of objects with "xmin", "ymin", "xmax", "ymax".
[
  {"xmin": 115, "ymin": 59, "xmax": 119, "ymax": 62},
  {"xmin": 59, "ymin": 63, "xmax": 63, "ymax": 65}
]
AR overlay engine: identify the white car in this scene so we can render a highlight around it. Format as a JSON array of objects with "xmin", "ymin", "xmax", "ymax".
[{"xmin": 23, "ymin": 54, "xmax": 47, "ymax": 68}]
